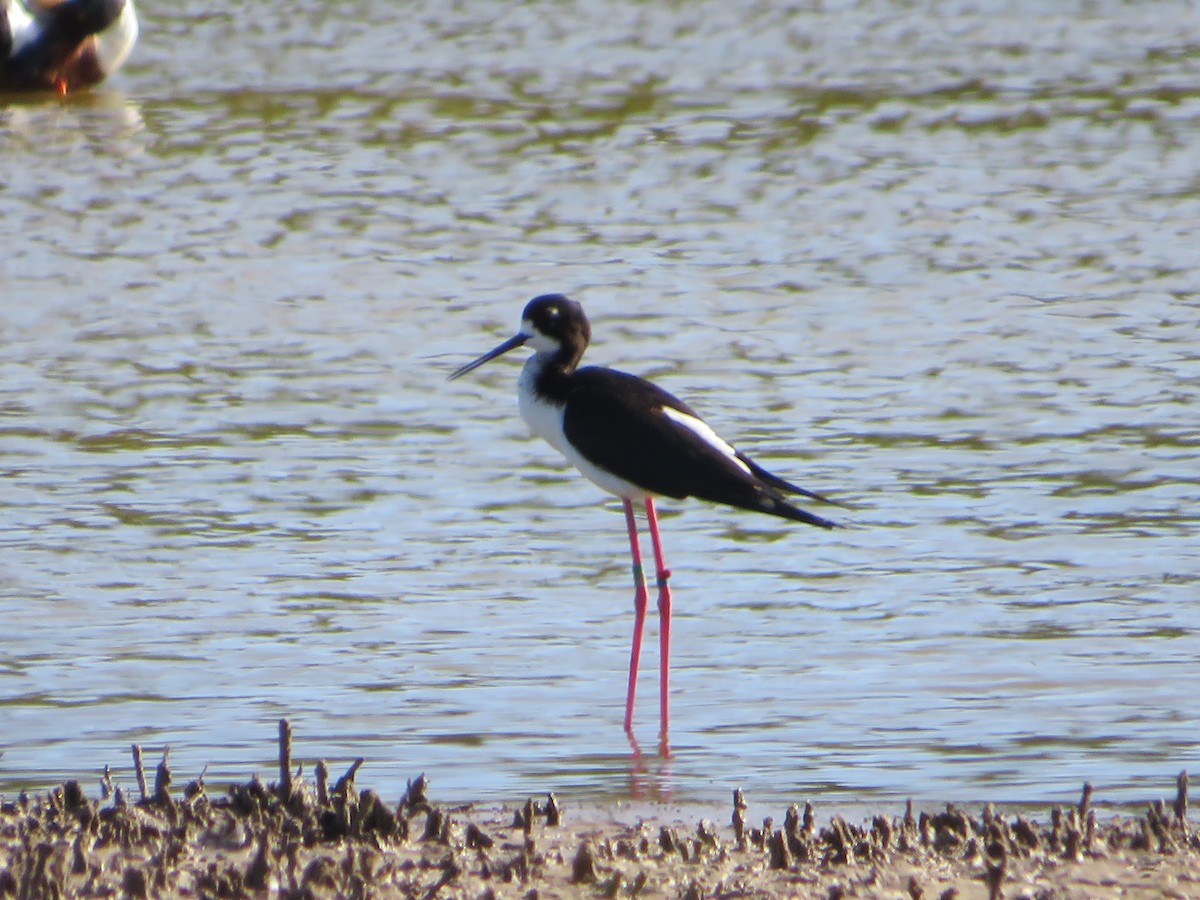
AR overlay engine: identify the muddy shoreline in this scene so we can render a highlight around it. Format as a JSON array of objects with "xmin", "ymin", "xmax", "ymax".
[{"xmin": 3, "ymin": 722, "xmax": 1196, "ymax": 898}]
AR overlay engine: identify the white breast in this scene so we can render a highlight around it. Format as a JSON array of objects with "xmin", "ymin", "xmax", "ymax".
[
  {"xmin": 517, "ymin": 354, "xmax": 652, "ymax": 501},
  {"xmin": 517, "ymin": 354, "xmax": 569, "ymax": 453}
]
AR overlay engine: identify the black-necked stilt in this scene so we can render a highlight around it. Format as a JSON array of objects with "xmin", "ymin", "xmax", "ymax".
[
  {"xmin": 449, "ymin": 294, "xmax": 841, "ymax": 743},
  {"xmin": 1, "ymin": 0, "xmax": 138, "ymax": 94}
]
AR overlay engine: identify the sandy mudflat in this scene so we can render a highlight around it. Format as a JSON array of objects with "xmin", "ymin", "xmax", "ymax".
[{"xmin": 3, "ymin": 726, "xmax": 1197, "ymax": 899}]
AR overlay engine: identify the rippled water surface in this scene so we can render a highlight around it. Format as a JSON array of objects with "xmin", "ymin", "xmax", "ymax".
[{"xmin": 2, "ymin": 1, "xmax": 1198, "ymax": 809}]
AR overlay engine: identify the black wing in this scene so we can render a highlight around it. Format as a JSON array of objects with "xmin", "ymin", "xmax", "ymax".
[{"xmin": 561, "ymin": 367, "xmax": 838, "ymax": 528}]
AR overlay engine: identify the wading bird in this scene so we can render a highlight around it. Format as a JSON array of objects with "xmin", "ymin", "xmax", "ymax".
[
  {"xmin": 1, "ymin": 0, "xmax": 138, "ymax": 93},
  {"xmin": 449, "ymin": 295, "xmax": 841, "ymax": 744}
]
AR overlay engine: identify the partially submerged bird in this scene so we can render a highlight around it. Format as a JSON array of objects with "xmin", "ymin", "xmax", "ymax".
[
  {"xmin": 1, "ymin": 0, "xmax": 138, "ymax": 93},
  {"xmin": 450, "ymin": 294, "xmax": 842, "ymax": 743}
]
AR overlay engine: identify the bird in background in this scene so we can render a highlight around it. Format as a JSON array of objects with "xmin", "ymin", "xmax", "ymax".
[
  {"xmin": 449, "ymin": 294, "xmax": 842, "ymax": 749},
  {"xmin": 1, "ymin": 0, "xmax": 138, "ymax": 94}
]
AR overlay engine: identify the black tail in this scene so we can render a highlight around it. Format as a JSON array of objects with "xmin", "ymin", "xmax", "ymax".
[
  {"xmin": 694, "ymin": 478, "xmax": 841, "ymax": 529},
  {"xmin": 759, "ymin": 492, "xmax": 840, "ymax": 529},
  {"xmin": 735, "ymin": 451, "xmax": 848, "ymax": 509}
]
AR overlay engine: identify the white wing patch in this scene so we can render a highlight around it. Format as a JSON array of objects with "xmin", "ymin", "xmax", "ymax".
[
  {"xmin": 5, "ymin": 1, "xmax": 38, "ymax": 55},
  {"xmin": 661, "ymin": 407, "xmax": 753, "ymax": 476}
]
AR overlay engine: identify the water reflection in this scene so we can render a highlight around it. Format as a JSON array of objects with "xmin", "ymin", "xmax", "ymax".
[
  {"xmin": 0, "ymin": 88, "xmax": 144, "ymax": 143},
  {"xmin": 627, "ymin": 735, "xmax": 674, "ymax": 801}
]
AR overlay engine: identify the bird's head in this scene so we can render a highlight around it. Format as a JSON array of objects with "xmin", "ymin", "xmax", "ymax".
[{"xmin": 449, "ymin": 293, "xmax": 591, "ymax": 380}]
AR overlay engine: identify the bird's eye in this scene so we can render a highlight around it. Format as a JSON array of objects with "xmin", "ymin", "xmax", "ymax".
[{"xmin": 546, "ymin": 307, "xmax": 559, "ymax": 318}]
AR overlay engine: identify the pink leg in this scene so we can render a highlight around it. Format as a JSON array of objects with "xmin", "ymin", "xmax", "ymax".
[
  {"xmin": 622, "ymin": 499, "xmax": 649, "ymax": 734},
  {"xmin": 644, "ymin": 498, "xmax": 672, "ymax": 742}
]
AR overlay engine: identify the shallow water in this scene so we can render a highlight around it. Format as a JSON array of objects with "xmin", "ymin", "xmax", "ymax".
[{"xmin": 2, "ymin": 1, "xmax": 1198, "ymax": 809}]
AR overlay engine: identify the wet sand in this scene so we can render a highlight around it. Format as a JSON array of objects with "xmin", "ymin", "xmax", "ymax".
[{"xmin": 3, "ymin": 723, "xmax": 1196, "ymax": 899}]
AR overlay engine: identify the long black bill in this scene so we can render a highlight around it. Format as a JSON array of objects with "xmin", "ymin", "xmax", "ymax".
[{"xmin": 447, "ymin": 333, "xmax": 528, "ymax": 381}]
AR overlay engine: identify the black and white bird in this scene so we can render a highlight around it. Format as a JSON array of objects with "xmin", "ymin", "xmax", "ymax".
[
  {"xmin": 449, "ymin": 294, "xmax": 841, "ymax": 743},
  {"xmin": 1, "ymin": 0, "xmax": 138, "ymax": 93}
]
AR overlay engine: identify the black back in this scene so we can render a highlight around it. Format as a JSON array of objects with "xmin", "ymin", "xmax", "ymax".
[{"xmin": 561, "ymin": 367, "xmax": 837, "ymax": 528}]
